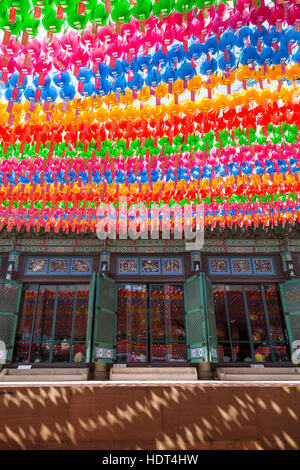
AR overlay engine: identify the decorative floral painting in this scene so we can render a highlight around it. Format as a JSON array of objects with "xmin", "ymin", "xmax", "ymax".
[
  {"xmin": 118, "ymin": 258, "xmax": 138, "ymax": 274},
  {"xmin": 253, "ymin": 258, "xmax": 274, "ymax": 274},
  {"xmin": 141, "ymin": 258, "xmax": 160, "ymax": 274},
  {"xmin": 209, "ymin": 258, "xmax": 230, "ymax": 274},
  {"xmin": 231, "ymin": 259, "xmax": 252, "ymax": 274},
  {"xmin": 27, "ymin": 258, "xmax": 48, "ymax": 274},
  {"xmin": 49, "ymin": 259, "xmax": 69, "ymax": 274},
  {"xmin": 71, "ymin": 259, "xmax": 91, "ymax": 274},
  {"xmin": 162, "ymin": 258, "xmax": 183, "ymax": 274}
]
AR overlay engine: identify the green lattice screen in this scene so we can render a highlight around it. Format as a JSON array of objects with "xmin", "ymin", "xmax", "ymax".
[
  {"xmin": 85, "ymin": 273, "xmax": 96, "ymax": 363},
  {"xmin": 185, "ymin": 275, "xmax": 201, "ymax": 312},
  {"xmin": 92, "ymin": 275, "xmax": 117, "ymax": 363},
  {"xmin": 280, "ymin": 280, "xmax": 300, "ymax": 357},
  {"xmin": 0, "ymin": 280, "xmax": 22, "ymax": 313},
  {"xmin": 0, "ymin": 280, "xmax": 22, "ymax": 363},
  {"xmin": 186, "ymin": 309, "xmax": 206, "ymax": 346},
  {"xmin": 185, "ymin": 273, "xmax": 218, "ymax": 363},
  {"xmin": 205, "ymin": 275, "xmax": 219, "ymax": 363}
]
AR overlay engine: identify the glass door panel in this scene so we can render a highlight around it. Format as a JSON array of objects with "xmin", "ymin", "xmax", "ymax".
[
  {"xmin": 73, "ymin": 286, "xmax": 89, "ymax": 341},
  {"xmin": 245, "ymin": 285, "xmax": 268, "ymax": 341},
  {"xmin": 71, "ymin": 285, "xmax": 90, "ymax": 362},
  {"xmin": 150, "ymin": 284, "xmax": 167, "ymax": 362},
  {"xmin": 166, "ymin": 285, "xmax": 187, "ymax": 362},
  {"xmin": 226, "ymin": 286, "xmax": 252, "ymax": 362},
  {"xmin": 213, "ymin": 284, "xmax": 232, "ymax": 362},
  {"xmin": 14, "ymin": 285, "xmax": 38, "ymax": 362},
  {"xmin": 245, "ymin": 285, "xmax": 272, "ymax": 363},
  {"xmin": 14, "ymin": 283, "xmax": 90, "ymax": 363},
  {"xmin": 263, "ymin": 284, "xmax": 286, "ymax": 341},
  {"xmin": 54, "ymin": 286, "xmax": 74, "ymax": 340},
  {"xmin": 32, "ymin": 286, "xmax": 56, "ymax": 342},
  {"xmin": 116, "ymin": 285, "xmax": 131, "ymax": 362},
  {"xmin": 116, "ymin": 283, "xmax": 187, "ymax": 363},
  {"xmin": 116, "ymin": 284, "xmax": 148, "ymax": 363},
  {"xmin": 226, "ymin": 286, "xmax": 250, "ymax": 342},
  {"xmin": 30, "ymin": 285, "xmax": 56, "ymax": 362},
  {"xmin": 214, "ymin": 283, "xmax": 291, "ymax": 364},
  {"xmin": 52, "ymin": 286, "xmax": 75, "ymax": 362},
  {"xmin": 131, "ymin": 285, "xmax": 147, "ymax": 362},
  {"xmin": 16, "ymin": 286, "xmax": 37, "ymax": 342},
  {"xmin": 213, "ymin": 285, "xmax": 230, "ymax": 341},
  {"xmin": 263, "ymin": 284, "xmax": 290, "ymax": 362}
]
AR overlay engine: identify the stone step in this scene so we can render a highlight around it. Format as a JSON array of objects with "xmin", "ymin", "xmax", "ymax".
[
  {"xmin": 110, "ymin": 375, "xmax": 197, "ymax": 381},
  {"xmin": 1, "ymin": 375, "xmax": 86, "ymax": 382},
  {"xmin": 0, "ymin": 368, "xmax": 89, "ymax": 382},
  {"xmin": 110, "ymin": 367, "xmax": 197, "ymax": 381},
  {"xmin": 217, "ymin": 374, "xmax": 300, "ymax": 382},
  {"xmin": 110, "ymin": 377, "xmax": 197, "ymax": 381},
  {"xmin": 216, "ymin": 367, "xmax": 300, "ymax": 381},
  {"xmin": 111, "ymin": 367, "xmax": 194, "ymax": 374},
  {"xmin": 3, "ymin": 368, "xmax": 88, "ymax": 376},
  {"xmin": 218, "ymin": 367, "xmax": 300, "ymax": 375}
]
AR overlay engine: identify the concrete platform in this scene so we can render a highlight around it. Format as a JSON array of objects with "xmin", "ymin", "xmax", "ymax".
[{"xmin": 0, "ymin": 381, "xmax": 299, "ymax": 450}]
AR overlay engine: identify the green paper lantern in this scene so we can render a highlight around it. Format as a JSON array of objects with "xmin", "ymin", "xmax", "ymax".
[
  {"xmin": 42, "ymin": 7, "xmax": 63, "ymax": 32},
  {"xmin": 174, "ymin": 0, "xmax": 194, "ymax": 13},
  {"xmin": 67, "ymin": 7, "xmax": 88, "ymax": 30},
  {"xmin": 32, "ymin": 0, "xmax": 55, "ymax": 8},
  {"xmin": 131, "ymin": 0, "xmax": 152, "ymax": 21},
  {"xmin": 21, "ymin": 15, "xmax": 40, "ymax": 35},
  {"xmin": 153, "ymin": 0, "xmax": 174, "ymax": 18},
  {"xmin": 82, "ymin": 0, "xmax": 98, "ymax": 11},
  {"xmin": 111, "ymin": 0, "xmax": 132, "ymax": 23},
  {"xmin": 158, "ymin": 137, "xmax": 168, "ymax": 146},
  {"xmin": 195, "ymin": 0, "xmax": 216, "ymax": 8},
  {"xmin": 0, "ymin": 1, "xmax": 9, "ymax": 14},
  {"xmin": 7, "ymin": 0, "xmax": 30, "ymax": 15},
  {"xmin": 173, "ymin": 135, "xmax": 184, "ymax": 145},
  {"xmin": 89, "ymin": 3, "xmax": 108, "ymax": 25},
  {"xmin": 0, "ymin": 11, "xmax": 21, "ymax": 35},
  {"xmin": 54, "ymin": 0, "xmax": 69, "ymax": 6}
]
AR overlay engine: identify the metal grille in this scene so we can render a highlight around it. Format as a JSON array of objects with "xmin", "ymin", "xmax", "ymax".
[
  {"xmin": 0, "ymin": 281, "xmax": 20, "ymax": 312},
  {"xmin": 283, "ymin": 281, "xmax": 300, "ymax": 312},
  {"xmin": 187, "ymin": 309, "xmax": 206, "ymax": 346},
  {"xmin": 0, "ymin": 314, "xmax": 15, "ymax": 348},
  {"xmin": 99, "ymin": 277, "xmax": 116, "ymax": 312},
  {"xmin": 185, "ymin": 277, "xmax": 200, "ymax": 312},
  {"xmin": 290, "ymin": 315, "xmax": 300, "ymax": 341},
  {"xmin": 96, "ymin": 310, "xmax": 115, "ymax": 344}
]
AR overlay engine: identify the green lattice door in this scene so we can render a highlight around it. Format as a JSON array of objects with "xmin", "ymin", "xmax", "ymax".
[
  {"xmin": 0, "ymin": 280, "xmax": 23, "ymax": 364},
  {"xmin": 92, "ymin": 274, "xmax": 117, "ymax": 363},
  {"xmin": 185, "ymin": 273, "xmax": 218, "ymax": 363},
  {"xmin": 280, "ymin": 279, "xmax": 300, "ymax": 362}
]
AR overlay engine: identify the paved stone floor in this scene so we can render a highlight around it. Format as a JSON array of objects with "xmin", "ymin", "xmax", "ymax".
[{"xmin": 0, "ymin": 382, "xmax": 299, "ymax": 449}]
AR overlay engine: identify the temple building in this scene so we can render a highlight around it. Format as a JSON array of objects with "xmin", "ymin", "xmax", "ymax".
[{"xmin": 0, "ymin": 225, "xmax": 299, "ymax": 380}]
